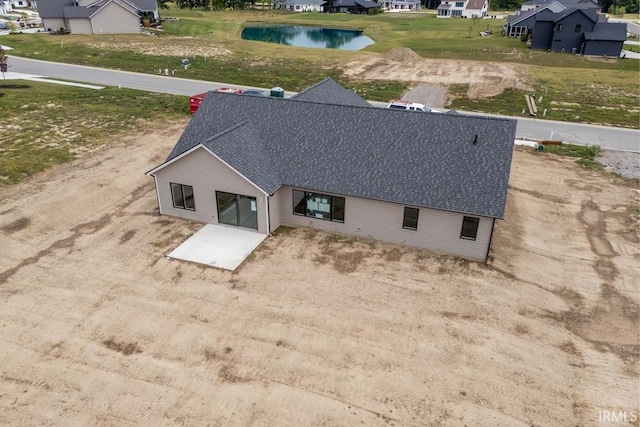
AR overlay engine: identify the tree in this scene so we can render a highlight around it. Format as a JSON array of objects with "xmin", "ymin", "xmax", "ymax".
[{"xmin": 156, "ymin": 0, "xmax": 170, "ymax": 9}]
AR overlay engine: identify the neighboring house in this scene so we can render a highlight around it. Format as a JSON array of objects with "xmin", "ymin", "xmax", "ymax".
[
  {"xmin": 505, "ymin": 0, "xmax": 598, "ymax": 37},
  {"xmin": 583, "ymin": 22, "xmax": 627, "ymax": 56},
  {"xmin": 146, "ymin": 79, "xmax": 517, "ymax": 262},
  {"xmin": 504, "ymin": 0, "xmax": 623, "ymax": 56},
  {"xmin": 380, "ymin": 0, "xmax": 421, "ymax": 12},
  {"xmin": 274, "ymin": 0, "xmax": 324, "ymax": 11},
  {"xmin": 0, "ymin": 0, "xmax": 12, "ymax": 14},
  {"xmin": 321, "ymin": 0, "xmax": 382, "ymax": 14},
  {"xmin": 505, "ymin": 1, "xmax": 566, "ymax": 37},
  {"xmin": 530, "ymin": 7, "xmax": 625, "ymax": 56},
  {"xmin": 437, "ymin": 0, "xmax": 488, "ymax": 18},
  {"xmin": 11, "ymin": 0, "xmax": 35, "ymax": 7},
  {"xmin": 38, "ymin": 0, "xmax": 158, "ymax": 34},
  {"xmin": 519, "ymin": 0, "xmax": 598, "ymax": 12}
]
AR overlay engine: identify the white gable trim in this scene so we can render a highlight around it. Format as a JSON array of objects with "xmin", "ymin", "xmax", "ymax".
[
  {"xmin": 88, "ymin": 0, "xmax": 140, "ymax": 18},
  {"xmin": 146, "ymin": 144, "xmax": 269, "ymax": 197}
]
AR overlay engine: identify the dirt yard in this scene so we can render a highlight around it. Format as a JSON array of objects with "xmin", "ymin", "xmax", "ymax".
[
  {"xmin": 345, "ymin": 48, "xmax": 528, "ymax": 100},
  {"xmin": 0, "ymin": 121, "xmax": 638, "ymax": 426}
]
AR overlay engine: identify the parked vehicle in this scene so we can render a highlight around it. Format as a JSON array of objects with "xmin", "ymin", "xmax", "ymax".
[
  {"xmin": 241, "ymin": 89, "xmax": 268, "ymax": 97},
  {"xmin": 216, "ymin": 87, "xmax": 243, "ymax": 94},
  {"xmin": 189, "ymin": 93, "xmax": 207, "ymax": 115},
  {"xmin": 386, "ymin": 100, "xmax": 441, "ymax": 113}
]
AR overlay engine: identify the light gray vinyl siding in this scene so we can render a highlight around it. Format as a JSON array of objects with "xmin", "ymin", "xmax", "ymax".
[
  {"xmin": 68, "ymin": 18, "xmax": 92, "ymax": 34},
  {"xmin": 268, "ymin": 189, "xmax": 283, "ymax": 232},
  {"xmin": 276, "ymin": 186, "xmax": 493, "ymax": 261},
  {"xmin": 153, "ymin": 147, "xmax": 268, "ymax": 234},
  {"xmin": 91, "ymin": 3, "xmax": 140, "ymax": 34},
  {"xmin": 43, "ymin": 18, "xmax": 65, "ymax": 31}
]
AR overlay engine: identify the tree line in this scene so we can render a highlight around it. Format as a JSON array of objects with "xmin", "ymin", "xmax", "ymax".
[{"xmin": 158, "ymin": 0, "xmax": 637, "ymax": 13}]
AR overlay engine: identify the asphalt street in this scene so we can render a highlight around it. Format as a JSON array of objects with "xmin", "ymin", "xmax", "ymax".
[{"xmin": 5, "ymin": 56, "xmax": 640, "ymax": 152}]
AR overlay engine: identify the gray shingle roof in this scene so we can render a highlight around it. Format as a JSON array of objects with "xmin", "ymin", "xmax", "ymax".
[
  {"xmin": 39, "ymin": 0, "xmax": 143, "ymax": 19},
  {"xmin": 201, "ymin": 121, "xmax": 282, "ymax": 195},
  {"xmin": 63, "ymin": 5, "xmax": 95, "ymax": 17},
  {"xmin": 38, "ymin": 0, "xmax": 73, "ymax": 19},
  {"xmin": 156, "ymin": 80, "xmax": 516, "ymax": 219},
  {"xmin": 465, "ymin": 0, "xmax": 485, "ymax": 10},
  {"xmin": 128, "ymin": 0, "xmax": 157, "ymax": 10},
  {"xmin": 585, "ymin": 22, "xmax": 627, "ymax": 41},
  {"xmin": 290, "ymin": 78, "xmax": 372, "ymax": 108}
]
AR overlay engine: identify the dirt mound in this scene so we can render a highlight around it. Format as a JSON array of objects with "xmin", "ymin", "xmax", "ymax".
[{"xmin": 382, "ymin": 47, "xmax": 423, "ymax": 62}]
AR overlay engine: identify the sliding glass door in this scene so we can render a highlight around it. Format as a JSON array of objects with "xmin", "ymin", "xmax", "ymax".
[{"xmin": 216, "ymin": 191, "xmax": 258, "ymax": 230}]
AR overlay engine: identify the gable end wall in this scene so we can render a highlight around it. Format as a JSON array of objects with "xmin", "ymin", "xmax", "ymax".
[
  {"xmin": 91, "ymin": 2, "xmax": 140, "ymax": 34},
  {"xmin": 152, "ymin": 147, "xmax": 268, "ymax": 234}
]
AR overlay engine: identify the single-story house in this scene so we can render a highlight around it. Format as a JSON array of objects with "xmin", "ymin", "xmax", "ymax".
[
  {"xmin": 437, "ymin": 0, "xmax": 488, "ymax": 18},
  {"xmin": 38, "ymin": 0, "xmax": 157, "ymax": 34},
  {"xmin": 146, "ymin": 79, "xmax": 517, "ymax": 262},
  {"xmin": 380, "ymin": 0, "xmax": 421, "ymax": 12},
  {"xmin": 321, "ymin": 0, "xmax": 382, "ymax": 14},
  {"xmin": 274, "ymin": 0, "xmax": 324, "ymax": 11}
]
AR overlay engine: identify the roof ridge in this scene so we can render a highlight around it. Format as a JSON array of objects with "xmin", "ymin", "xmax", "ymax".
[
  {"xmin": 290, "ymin": 77, "xmax": 334, "ymax": 99},
  {"xmin": 202, "ymin": 120, "xmax": 251, "ymax": 145}
]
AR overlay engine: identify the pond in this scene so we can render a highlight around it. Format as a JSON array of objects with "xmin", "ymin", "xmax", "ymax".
[{"xmin": 241, "ymin": 26, "xmax": 374, "ymax": 51}]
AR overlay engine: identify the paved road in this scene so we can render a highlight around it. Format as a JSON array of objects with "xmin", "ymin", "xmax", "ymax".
[
  {"xmin": 6, "ymin": 56, "xmax": 640, "ymax": 152},
  {"xmin": 610, "ymin": 18, "xmax": 640, "ymax": 36}
]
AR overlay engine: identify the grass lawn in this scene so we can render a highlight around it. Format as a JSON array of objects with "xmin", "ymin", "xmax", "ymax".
[
  {"xmin": 1, "ymin": 7, "xmax": 638, "ymax": 127},
  {"xmin": 0, "ymin": 81, "xmax": 188, "ymax": 186},
  {"xmin": 0, "ymin": 8, "xmax": 640, "ymax": 186}
]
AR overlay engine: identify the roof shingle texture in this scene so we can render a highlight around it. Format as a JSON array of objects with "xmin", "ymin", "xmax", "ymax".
[
  {"xmin": 291, "ymin": 78, "xmax": 373, "ymax": 107},
  {"xmin": 163, "ymin": 81, "xmax": 516, "ymax": 219}
]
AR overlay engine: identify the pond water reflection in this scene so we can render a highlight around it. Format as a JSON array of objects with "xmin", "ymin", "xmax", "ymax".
[{"xmin": 241, "ymin": 26, "xmax": 375, "ymax": 50}]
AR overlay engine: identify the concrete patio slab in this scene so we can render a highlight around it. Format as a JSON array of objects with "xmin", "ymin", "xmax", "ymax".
[{"xmin": 167, "ymin": 224, "xmax": 267, "ymax": 271}]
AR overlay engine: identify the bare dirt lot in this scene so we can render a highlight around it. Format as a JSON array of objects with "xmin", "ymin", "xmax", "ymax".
[
  {"xmin": 345, "ymin": 48, "xmax": 528, "ymax": 100},
  {"xmin": 0, "ymin": 122, "xmax": 638, "ymax": 426}
]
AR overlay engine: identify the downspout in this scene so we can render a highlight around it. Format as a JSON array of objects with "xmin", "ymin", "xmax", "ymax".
[
  {"xmin": 266, "ymin": 195, "xmax": 271, "ymax": 234},
  {"xmin": 485, "ymin": 218, "xmax": 496, "ymax": 263}
]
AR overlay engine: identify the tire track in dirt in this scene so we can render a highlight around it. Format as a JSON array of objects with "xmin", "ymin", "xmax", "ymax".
[{"xmin": 0, "ymin": 182, "xmax": 154, "ymax": 285}]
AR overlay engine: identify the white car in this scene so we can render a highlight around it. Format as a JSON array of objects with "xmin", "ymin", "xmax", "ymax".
[{"xmin": 386, "ymin": 100, "xmax": 441, "ymax": 113}]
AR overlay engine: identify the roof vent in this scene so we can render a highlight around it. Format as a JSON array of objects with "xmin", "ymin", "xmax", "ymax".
[{"xmin": 473, "ymin": 134, "xmax": 478, "ymax": 145}]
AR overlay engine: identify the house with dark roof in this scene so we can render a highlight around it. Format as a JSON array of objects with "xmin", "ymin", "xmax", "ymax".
[
  {"xmin": 530, "ymin": 7, "xmax": 625, "ymax": 55},
  {"xmin": 321, "ymin": 0, "xmax": 381, "ymax": 14},
  {"xmin": 504, "ymin": 0, "xmax": 624, "ymax": 56},
  {"xmin": 146, "ymin": 79, "xmax": 517, "ymax": 262},
  {"xmin": 38, "ymin": 0, "xmax": 157, "ymax": 34},
  {"xmin": 505, "ymin": 0, "xmax": 598, "ymax": 37}
]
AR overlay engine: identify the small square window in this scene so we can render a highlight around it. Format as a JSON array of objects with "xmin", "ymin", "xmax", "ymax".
[
  {"xmin": 403, "ymin": 207, "xmax": 419, "ymax": 230},
  {"xmin": 555, "ymin": 23, "xmax": 563, "ymax": 32},
  {"xmin": 460, "ymin": 216, "xmax": 479, "ymax": 240},
  {"xmin": 574, "ymin": 24, "xmax": 582, "ymax": 32}
]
